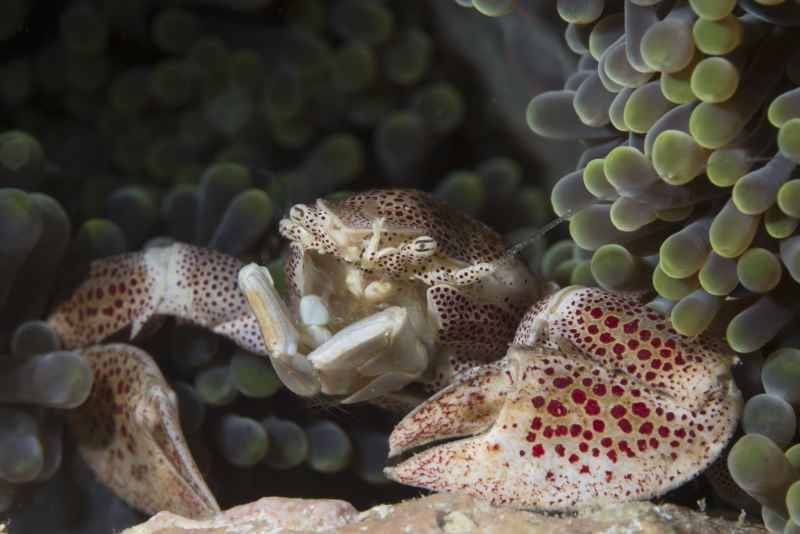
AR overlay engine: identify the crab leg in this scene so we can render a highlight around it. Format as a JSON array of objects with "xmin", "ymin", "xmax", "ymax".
[
  {"xmin": 46, "ymin": 242, "xmax": 266, "ymax": 356},
  {"xmin": 70, "ymin": 343, "xmax": 218, "ymax": 518}
]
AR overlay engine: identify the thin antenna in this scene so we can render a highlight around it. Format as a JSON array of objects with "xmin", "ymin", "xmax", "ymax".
[
  {"xmin": 504, "ymin": 214, "xmax": 570, "ymax": 259},
  {"xmin": 500, "ymin": 182, "xmax": 731, "ymax": 262}
]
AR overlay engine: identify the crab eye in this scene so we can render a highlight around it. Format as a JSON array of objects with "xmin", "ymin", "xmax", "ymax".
[{"xmin": 289, "ymin": 205, "xmax": 307, "ymax": 222}]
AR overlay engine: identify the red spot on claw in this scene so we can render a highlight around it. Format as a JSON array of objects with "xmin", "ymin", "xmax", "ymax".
[
  {"xmin": 584, "ymin": 399, "xmax": 600, "ymax": 415},
  {"xmin": 547, "ymin": 400, "xmax": 567, "ymax": 417},
  {"xmin": 618, "ymin": 419, "xmax": 633, "ymax": 433},
  {"xmin": 610, "ymin": 405, "xmax": 626, "ymax": 419},
  {"xmin": 593, "ymin": 420, "xmax": 605, "ymax": 432},
  {"xmin": 553, "ymin": 377, "xmax": 573, "ymax": 389},
  {"xmin": 623, "ymin": 320, "xmax": 638, "ymax": 333},
  {"xmin": 631, "ymin": 402, "xmax": 651, "ymax": 418}
]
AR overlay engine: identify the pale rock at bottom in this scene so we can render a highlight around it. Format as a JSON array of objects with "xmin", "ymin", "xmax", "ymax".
[{"xmin": 122, "ymin": 493, "xmax": 768, "ymax": 534}]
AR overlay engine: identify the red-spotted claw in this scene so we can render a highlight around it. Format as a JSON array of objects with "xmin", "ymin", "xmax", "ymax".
[
  {"xmin": 70, "ymin": 343, "xmax": 219, "ymax": 518},
  {"xmin": 46, "ymin": 242, "xmax": 266, "ymax": 355},
  {"xmin": 385, "ymin": 286, "xmax": 742, "ymax": 509}
]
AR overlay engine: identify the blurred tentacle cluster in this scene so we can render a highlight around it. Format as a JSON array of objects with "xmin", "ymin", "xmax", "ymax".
[
  {"xmin": 508, "ymin": 0, "xmax": 800, "ymax": 529},
  {"xmin": 0, "ymin": 190, "xmax": 92, "ymax": 519}
]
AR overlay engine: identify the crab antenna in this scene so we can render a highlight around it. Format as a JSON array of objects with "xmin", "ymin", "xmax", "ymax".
[
  {"xmin": 498, "ymin": 180, "xmax": 730, "ymax": 266},
  {"xmin": 503, "ymin": 214, "xmax": 571, "ymax": 260}
]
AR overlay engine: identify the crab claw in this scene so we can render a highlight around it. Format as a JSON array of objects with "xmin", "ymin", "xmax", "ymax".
[
  {"xmin": 388, "ymin": 361, "xmax": 509, "ymax": 457},
  {"xmin": 238, "ymin": 263, "xmax": 321, "ymax": 397},
  {"xmin": 386, "ymin": 343, "xmax": 741, "ymax": 510},
  {"xmin": 47, "ymin": 242, "xmax": 266, "ymax": 356},
  {"xmin": 69, "ymin": 343, "xmax": 219, "ymax": 518}
]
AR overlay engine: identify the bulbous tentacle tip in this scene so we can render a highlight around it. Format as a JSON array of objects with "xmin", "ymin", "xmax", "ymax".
[
  {"xmin": 70, "ymin": 343, "xmax": 219, "ymax": 518},
  {"xmin": 386, "ymin": 344, "xmax": 741, "ymax": 510}
]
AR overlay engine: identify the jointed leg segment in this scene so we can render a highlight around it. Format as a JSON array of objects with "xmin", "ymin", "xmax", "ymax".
[{"xmin": 238, "ymin": 263, "xmax": 429, "ymax": 402}]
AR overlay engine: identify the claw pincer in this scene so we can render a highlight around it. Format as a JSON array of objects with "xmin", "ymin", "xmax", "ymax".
[{"xmin": 386, "ymin": 287, "xmax": 742, "ymax": 509}]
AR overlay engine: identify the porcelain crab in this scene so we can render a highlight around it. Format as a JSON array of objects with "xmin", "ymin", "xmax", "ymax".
[
  {"xmin": 237, "ymin": 189, "xmax": 541, "ymax": 403},
  {"xmin": 44, "ymin": 188, "xmax": 742, "ymax": 518}
]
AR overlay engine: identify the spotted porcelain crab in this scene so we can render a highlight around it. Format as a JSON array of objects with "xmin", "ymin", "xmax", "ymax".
[
  {"xmin": 237, "ymin": 189, "xmax": 540, "ymax": 403},
  {"xmin": 44, "ymin": 189, "xmax": 742, "ymax": 519}
]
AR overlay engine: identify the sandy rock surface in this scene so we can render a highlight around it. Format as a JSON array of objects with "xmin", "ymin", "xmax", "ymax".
[
  {"xmin": 121, "ymin": 497, "xmax": 358, "ymax": 534},
  {"xmin": 122, "ymin": 493, "xmax": 767, "ymax": 534}
]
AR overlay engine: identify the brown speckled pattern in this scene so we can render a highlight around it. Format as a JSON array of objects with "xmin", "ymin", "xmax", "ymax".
[
  {"xmin": 47, "ymin": 243, "xmax": 266, "ymax": 356},
  {"xmin": 46, "ymin": 252, "xmax": 160, "ymax": 348},
  {"xmin": 280, "ymin": 189, "xmax": 509, "ymax": 286},
  {"xmin": 279, "ymin": 189, "xmax": 538, "ymax": 395},
  {"xmin": 69, "ymin": 344, "xmax": 219, "ymax": 518},
  {"xmin": 423, "ymin": 285, "xmax": 520, "ymax": 390}
]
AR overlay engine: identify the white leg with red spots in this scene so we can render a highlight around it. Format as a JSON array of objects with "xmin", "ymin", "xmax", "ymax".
[
  {"xmin": 47, "ymin": 243, "xmax": 267, "ymax": 355},
  {"xmin": 70, "ymin": 343, "xmax": 219, "ymax": 518}
]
